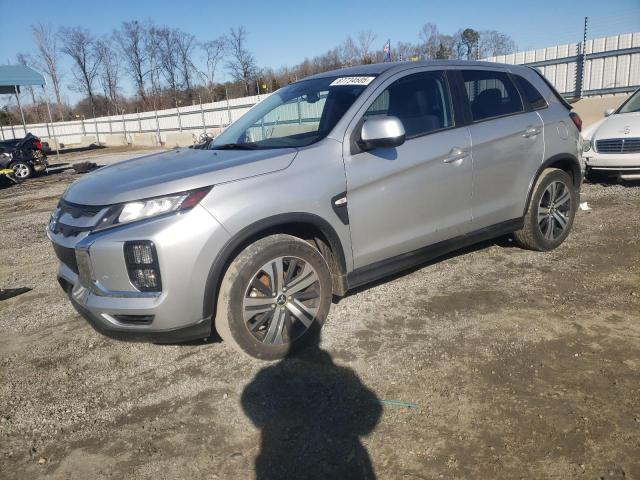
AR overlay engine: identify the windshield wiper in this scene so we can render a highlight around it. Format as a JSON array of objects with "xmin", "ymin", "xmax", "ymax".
[{"xmin": 210, "ymin": 142, "xmax": 261, "ymax": 150}]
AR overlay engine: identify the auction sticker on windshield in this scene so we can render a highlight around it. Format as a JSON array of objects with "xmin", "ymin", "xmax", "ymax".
[{"xmin": 330, "ymin": 76, "xmax": 376, "ymax": 86}]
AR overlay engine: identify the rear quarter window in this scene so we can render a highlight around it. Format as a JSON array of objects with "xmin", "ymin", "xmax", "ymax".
[{"xmin": 513, "ymin": 75, "xmax": 548, "ymax": 110}]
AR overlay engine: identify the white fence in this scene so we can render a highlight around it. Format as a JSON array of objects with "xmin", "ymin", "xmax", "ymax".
[
  {"xmin": 486, "ymin": 32, "xmax": 640, "ymax": 97},
  {"xmin": 0, "ymin": 94, "xmax": 267, "ymax": 145},
  {"xmin": 3, "ymin": 32, "xmax": 640, "ymax": 145}
]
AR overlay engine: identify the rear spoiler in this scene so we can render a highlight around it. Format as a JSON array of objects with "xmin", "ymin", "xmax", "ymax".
[{"xmin": 527, "ymin": 66, "xmax": 573, "ymax": 110}]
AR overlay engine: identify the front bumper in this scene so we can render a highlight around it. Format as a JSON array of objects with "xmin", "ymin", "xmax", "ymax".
[
  {"xmin": 50, "ymin": 204, "xmax": 231, "ymax": 341},
  {"xmin": 583, "ymin": 151, "xmax": 640, "ymax": 171},
  {"xmin": 60, "ymin": 275, "xmax": 212, "ymax": 342}
]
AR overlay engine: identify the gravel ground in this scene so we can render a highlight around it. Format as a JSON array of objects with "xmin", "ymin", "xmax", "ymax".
[{"xmin": 0, "ymin": 148, "xmax": 639, "ymax": 479}]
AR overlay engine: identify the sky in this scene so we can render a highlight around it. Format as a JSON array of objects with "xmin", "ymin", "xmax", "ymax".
[{"xmin": 1, "ymin": 0, "xmax": 639, "ymax": 104}]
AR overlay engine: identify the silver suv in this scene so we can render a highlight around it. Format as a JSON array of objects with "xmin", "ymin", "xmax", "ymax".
[{"xmin": 49, "ymin": 61, "xmax": 582, "ymax": 359}]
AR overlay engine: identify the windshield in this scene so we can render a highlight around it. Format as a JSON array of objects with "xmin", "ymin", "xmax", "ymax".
[
  {"xmin": 211, "ymin": 76, "xmax": 374, "ymax": 149},
  {"xmin": 618, "ymin": 89, "xmax": 640, "ymax": 114}
]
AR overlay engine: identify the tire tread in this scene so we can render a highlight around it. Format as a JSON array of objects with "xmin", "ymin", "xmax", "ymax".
[{"xmin": 513, "ymin": 168, "xmax": 576, "ymax": 251}]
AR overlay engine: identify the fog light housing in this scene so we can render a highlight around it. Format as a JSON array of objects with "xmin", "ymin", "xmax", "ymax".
[{"xmin": 124, "ymin": 241, "xmax": 162, "ymax": 292}]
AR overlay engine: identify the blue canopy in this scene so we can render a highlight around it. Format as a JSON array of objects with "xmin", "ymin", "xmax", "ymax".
[{"xmin": 0, "ymin": 65, "xmax": 46, "ymax": 93}]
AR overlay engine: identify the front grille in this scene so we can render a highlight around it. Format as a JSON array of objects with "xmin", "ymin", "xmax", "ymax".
[
  {"xmin": 52, "ymin": 243, "xmax": 78, "ymax": 274},
  {"xmin": 52, "ymin": 199, "xmax": 107, "ymax": 237},
  {"xmin": 59, "ymin": 200, "xmax": 103, "ymax": 218},
  {"xmin": 596, "ymin": 137, "xmax": 640, "ymax": 154},
  {"xmin": 52, "ymin": 223, "xmax": 94, "ymax": 237}
]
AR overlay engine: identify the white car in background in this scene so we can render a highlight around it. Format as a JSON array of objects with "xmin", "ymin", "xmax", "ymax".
[{"xmin": 582, "ymin": 87, "xmax": 640, "ymax": 181}]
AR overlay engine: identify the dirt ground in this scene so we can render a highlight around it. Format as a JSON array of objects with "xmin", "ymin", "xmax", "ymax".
[{"xmin": 0, "ymin": 147, "xmax": 639, "ymax": 479}]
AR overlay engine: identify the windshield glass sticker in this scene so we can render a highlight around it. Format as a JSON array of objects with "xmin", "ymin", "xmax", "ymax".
[{"xmin": 330, "ymin": 76, "xmax": 375, "ymax": 86}]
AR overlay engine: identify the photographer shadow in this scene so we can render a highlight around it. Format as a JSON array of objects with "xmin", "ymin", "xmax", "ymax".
[{"xmin": 241, "ymin": 332, "xmax": 381, "ymax": 480}]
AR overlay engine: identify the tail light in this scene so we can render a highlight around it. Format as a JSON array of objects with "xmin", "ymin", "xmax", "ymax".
[
  {"xmin": 124, "ymin": 241, "xmax": 162, "ymax": 292},
  {"xmin": 33, "ymin": 140, "xmax": 42, "ymax": 150},
  {"xmin": 569, "ymin": 112, "xmax": 582, "ymax": 132}
]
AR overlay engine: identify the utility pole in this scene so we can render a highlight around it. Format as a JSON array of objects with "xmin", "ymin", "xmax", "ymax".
[
  {"xmin": 198, "ymin": 93, "xmax": 206, "ymax": 135},
  {"xmin": 175, "ymin": 98, "xmax": 183, "ymax": 132},
  {"xmin": 121, "ymin": 108, "xmax": 127, "ymax": 144},
  {"xmin": 576, "ymin": 17, "xmax": 588, "ymax": 99},
  {"xmin": 136, "ymin": 107, "xmax": 142, "ymax": 133},
  {"xmin": 225, "ymin": 86, "xmax": 232, "ymax": 127}
]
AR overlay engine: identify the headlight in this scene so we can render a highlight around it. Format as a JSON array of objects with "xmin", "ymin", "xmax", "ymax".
[
  {"xmin": 95, "ymin": 187, "xmax": 211, "ymax": 231},
  {"xmin": 582, "ymin": 138, "xmax": 592, "ymax": 152}
]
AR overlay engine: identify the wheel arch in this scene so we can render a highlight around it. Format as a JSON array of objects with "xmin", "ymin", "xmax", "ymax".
[
  {"xmin": 202, "ymin": 213, "xmax": 348, "ymax": 322},
  {"xmin": 523, "ymin": 153, "xmax": 582, "ymax": 216}
]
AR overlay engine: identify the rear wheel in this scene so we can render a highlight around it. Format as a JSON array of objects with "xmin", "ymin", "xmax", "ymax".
[
  {"xmin": 9, "ymin": 161, "xmax": 33, "ymax": 180},
  {"xmin": 215, "ymin": 234, "xmax": 333, "ymax": 360},
  {"xmin": 514, "ymin": 168, "xmax": 577, "ymax": 251}
]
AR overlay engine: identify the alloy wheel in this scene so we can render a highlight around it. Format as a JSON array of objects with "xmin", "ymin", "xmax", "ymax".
[
  {"xmin": 537, "ymin": 180, "xmax": 571, "ymax": 241},
  {"xmin": 243, "ymin": 256, "xmax": 321, "ymax": 345},
  {"xmin": 12, "ymin": 163, "xmax": 30, "ymax": 179}
]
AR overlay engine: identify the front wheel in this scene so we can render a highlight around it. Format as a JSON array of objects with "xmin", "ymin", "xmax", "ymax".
[
  {"xmin": 9, "ymin": 161, "xmax": 33, "ymax": 181},
  {"xmin": 514, "ymin": 168, "xmax": 577, "ymax": 251},
  {"xmin": 215, "ymin": 234, "xmax": 333, "ymax": 360}
]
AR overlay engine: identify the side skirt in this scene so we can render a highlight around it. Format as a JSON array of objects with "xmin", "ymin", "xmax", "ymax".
[{"xmin": 346, "ymin": 217, "xmax": 524, "ymax": 290}]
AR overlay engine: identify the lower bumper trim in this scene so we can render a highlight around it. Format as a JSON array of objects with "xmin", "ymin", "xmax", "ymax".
[{"xmin": 62, "ymin": 279, "xmax": 212, "ymax": 343}]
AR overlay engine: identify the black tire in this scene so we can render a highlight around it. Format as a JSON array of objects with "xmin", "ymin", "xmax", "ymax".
[
  {"xmin": 514, "ymin": 168, "xmax": 577, "ymax": 251},
  {"xmin": 9, "ymin": 161, "xmax": 33, "ymax": 181},
  {"xmin": 215, "ymin": 234, "xmax": 333, "ymax": 360}
]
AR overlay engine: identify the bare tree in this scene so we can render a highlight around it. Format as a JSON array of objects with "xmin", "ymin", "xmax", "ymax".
[
  {"xmin": 450, "ymin": 29, "xmax": 466, "ymax": 59},
  {"xmin": 95, "ymin": 38, "xmax": 121, "ymax": 112},
  {"xmin": 314, "ymin": 47, "xmax": 342, "ymax": 72},
  {"xmin": 419, "ymin": 23, "xmax": 441, "ymax": 59},
  {"xmin": 340, "ymin": 36, "xmax": 359, "ymax": 65},
  {"xmin": 114, "ymin": 21, "xmax": 148, "ymax": 102},
  {"xmin": 357, "ymin": 30, "xmax": 377, "ymax": 63},
  {"xmin": 478, "ymin": 30, "xmax": 517, "ymax": 58},
  {"xmin": 16, "ymin": 53, "xmax": 39, "ymax": 105},
  {"xmin": 59, "ymin": 26, "xmax": 101, "ymax": 116},
  {"xmin": 174, "ymin": 30, "xmax": 198, "ymax": 98},
  {"xmin": 31, "ymin": 23, "xmax": 65, "ymax": 121},
  {"xmin": 200, "ymin": 36, "xmax": 226, "ymax": 99},
  {"xmin": 145, "ymin": 24, "xmax": 163, "ymax": 101},
  {"xmin": 395, "ymin": 41, "xmax": 420, "ymax": 61},
  {"xmin": 157, "ymin": 27, "xmax": 181, "ymax": 98},
  {"xmin": 226, "ymin": 26, "xmax": 257, "ymax": 96}
]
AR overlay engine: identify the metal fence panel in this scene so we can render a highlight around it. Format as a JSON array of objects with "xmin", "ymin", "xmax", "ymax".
[{"xmin": 485, "ymin": 31, "xmax": 640, "ymax": 96}]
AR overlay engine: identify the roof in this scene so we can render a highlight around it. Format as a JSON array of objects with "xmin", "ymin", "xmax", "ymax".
[
  {"xmin": 304, "ymin": 59, "xmax": 516, "ymax": 81},
  {"xmin": 0, "ymin": 65, "xmax": 46, "ymax": 91}
]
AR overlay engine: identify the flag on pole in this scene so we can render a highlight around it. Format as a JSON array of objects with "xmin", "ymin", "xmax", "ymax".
[{"xmin": 383, "ymin": 39, "xmax": 391, "ymax": 62}]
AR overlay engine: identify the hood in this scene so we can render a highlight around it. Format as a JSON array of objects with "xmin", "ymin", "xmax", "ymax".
[
  {"xmin": 587, "ymin": 112, "xmax": 640, "ymax": 141},
  {"xmin": 64, "ymin": 147, "xmax": 297, "ymax": 205}
]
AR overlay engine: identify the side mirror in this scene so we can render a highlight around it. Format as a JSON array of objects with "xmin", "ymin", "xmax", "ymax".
[
  {"xmin": 359, "ymin": 116, "xmax": 406, "ymax": 151},
  {"xmin": 604, "ymin": 108, "xmax": 615, "ymax": 117}
]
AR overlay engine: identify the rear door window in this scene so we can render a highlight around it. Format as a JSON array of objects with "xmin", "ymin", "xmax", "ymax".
[
  {"xmin": 513, "ymin": 75, "xmax": 547, "ymax": 110},
  {"xmin": 461, "ymin": 70, "xmax": 524, "ymax": 121},
  {"xmin": 364, "ymin": 71, "xmax": 453, "ymax": 138}
]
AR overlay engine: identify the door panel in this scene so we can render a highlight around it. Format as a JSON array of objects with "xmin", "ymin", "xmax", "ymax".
[
  {"xmin": 343, "ymin": 70, "xmax": 474, "ymax": 269},
  {"xmin": 468, "ymin": 112, "xmax": 544, "ymax": 228},
  {"xmin": 344, "ymin": 128, "xmax": 472, "ymax": 268},
  {"xmin": 459, "ymin": 69, "xmax": 544, "ymax": 228}
]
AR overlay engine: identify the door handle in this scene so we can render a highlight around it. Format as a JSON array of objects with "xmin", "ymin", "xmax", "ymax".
[
  {"xmin": 522, "ymin": 126, "xmax": 541, "ymax": 138},
  {"xmin": 443, "ymin": 147, "xmax": 468, "ymax": 164}
]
